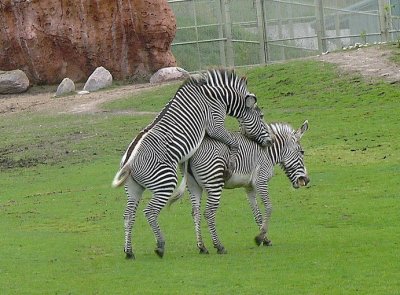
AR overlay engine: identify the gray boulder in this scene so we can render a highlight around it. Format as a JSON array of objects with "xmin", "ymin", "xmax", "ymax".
[
  {"xmin": 150, "ymin": 67, "xmax": 189, "ymax": 84},
  {"xmin": 0, "ymin": 70, "xmax": 29, "ymax": 94},
  {"xmin": 77, "ymin": 90, "xmax": 90, "ymax": 95},
  {"xmin": 83, "ymin": 66, "xmax": 112, "ymax": 92},
  {"xmin": 55, "ymin": 78, "xmax": 75, "ymax": 96}
]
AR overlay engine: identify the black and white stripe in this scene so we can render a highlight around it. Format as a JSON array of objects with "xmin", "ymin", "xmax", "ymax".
[
  {"xmin": 170, "ymin": 121, "xmax": 309, "ymax": 254},
  {"xmin": 112, "ymin": 69, "xmax": 274, "ymax": 259}
]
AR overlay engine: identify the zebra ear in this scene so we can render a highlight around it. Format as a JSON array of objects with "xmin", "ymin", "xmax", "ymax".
[
  {"xmin": 295, "ymin": 120, "xmax": 309, "ymax": 140},
  {"xmin": 245, "ymin": 94, "xmax": 257, "ymax": 108}
]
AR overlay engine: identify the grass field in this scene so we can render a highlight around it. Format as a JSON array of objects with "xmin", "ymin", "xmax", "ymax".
[{"xmin": 1, "ymin": 57, "xmax": 399, "ymax": 294}]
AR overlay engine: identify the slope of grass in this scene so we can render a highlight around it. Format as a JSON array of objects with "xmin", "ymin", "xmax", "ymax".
[{"xmin": 1, "ymin": 59, "xmax": 399, "ymax": 294}]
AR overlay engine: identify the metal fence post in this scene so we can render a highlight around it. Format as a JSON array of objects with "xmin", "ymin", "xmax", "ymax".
[
  {"xmin": 378, "ymin": 0, "xmax": 390, "ymax": 42},
  {"xmin": 192, "ymin": 1, "xmax": 202, "ymax": 70},
  {"xmin": 255, "ymin": 0, "xmax": 266, "ymax": 64},
  {"xmin": 223, "ymin": 0, "xmax": 234, "ymax": 67},
  {"xmin": 315, "ymin": 0, "xmax": 327, "ymax": 53},
  {"xmin": 217, "ymin": 0, "xmax": 227, "ymax": 67}
]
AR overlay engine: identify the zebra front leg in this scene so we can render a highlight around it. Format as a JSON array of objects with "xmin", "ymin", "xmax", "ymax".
[
  {"xmin": 246, "ymin": 188, "xmax": 265, "ymax": 246},
  {"xmin": 226, "ymin": 143, "xmax": 239, "ymax": 180},
  {"xmin": 256, "ymin": 184, "xmax": 272, "ymax": 247},
  {"xmin": 123, "ymin": 177, "xmax": 145, "ymax": 259},
  {"xmin": 204, "ymin": 195, "xmax": 227, "ymax": 254},
  {"xmin": 206, "ymin": 121, "xmax": 239, "ymax": 179}
]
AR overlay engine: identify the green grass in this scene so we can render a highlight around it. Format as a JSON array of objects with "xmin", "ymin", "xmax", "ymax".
[
  {"xmin": 388, "ymin": 43, "xmax": 400, "ymax": 64},
  {"xmin": 1, "ymin": 59, "xmax": 399, "ymax": 294}
]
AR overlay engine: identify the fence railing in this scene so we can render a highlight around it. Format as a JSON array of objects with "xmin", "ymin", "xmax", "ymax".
[{"xmin": 168, "ymin": 0, "xmax": 400, "ymax": 71}]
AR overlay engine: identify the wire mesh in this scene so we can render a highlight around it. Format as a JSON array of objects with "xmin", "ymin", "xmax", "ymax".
[{"xmin": 168, "ymin": 0, "xmax": 400, "ymax": 71}]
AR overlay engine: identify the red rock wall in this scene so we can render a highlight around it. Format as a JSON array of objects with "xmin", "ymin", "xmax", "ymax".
[{"xmin": 0, "ymin": 0, "xmax": 176, "ymax": 84}]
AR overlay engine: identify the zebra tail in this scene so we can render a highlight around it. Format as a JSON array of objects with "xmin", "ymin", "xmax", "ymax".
[
  {"xmin": 111, "ymin": 164, "xmax": 131, "ymax": 188},
  {"xmin": 168, "ymin": 162, "xmax": 188, "ymax": 206}
]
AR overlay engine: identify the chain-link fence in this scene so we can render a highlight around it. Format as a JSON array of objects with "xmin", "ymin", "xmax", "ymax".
[{"xmin": 168, "ymin": 0, "xmax": 400, "ymax": 71}]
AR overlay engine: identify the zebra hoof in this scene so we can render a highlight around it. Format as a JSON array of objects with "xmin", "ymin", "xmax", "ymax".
[
  {"xmin": 255, "ymin": 234, "xmax": 264, "ymax": 246},
  {"xmin": 154, "ymin": 241, "xmax": 165, "ymax": 258},
  {"xmin": 154, "ymin": 248, "xmax": 164, "ymax": 258},
  {"xmin": 125, "ymin": 248, "xmax": 135, "ymax": 259},
  {"xmin": 263, "ymin": 239, "xmax": 272, "ymax": 246},
  {"xmin": 125, "ymin": 252, "xmax": 135, "ymax": 260},
  {"xmin": 216, "ymin": 247, "xmax": 227, "ymax": 254},
  {"xmin": 199, "ymin": 246, "xmax": 209, "ymax": 254}
]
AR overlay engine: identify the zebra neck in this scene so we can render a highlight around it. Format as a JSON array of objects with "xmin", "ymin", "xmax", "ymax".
[
  {"xmin": 198, "ymin": 85, "xmax": 229, "ymax": 113},
  {"xmin": 266, "ymin": 140, "xmax": 286, "ymax": 166}
]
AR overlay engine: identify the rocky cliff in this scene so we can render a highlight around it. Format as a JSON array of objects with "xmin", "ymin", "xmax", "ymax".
[{"xmin": 0, "ymin": 0, "xmax": 176, "ymax": 84}]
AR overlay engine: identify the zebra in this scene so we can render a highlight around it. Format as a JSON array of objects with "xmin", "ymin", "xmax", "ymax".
[
  {"xmin": 169, "ymin": 121, "xmax": 309, "ymax": 254},
  {"xmin": 112, "ymin": 69, "xmax": 275, "ymax": 259}
]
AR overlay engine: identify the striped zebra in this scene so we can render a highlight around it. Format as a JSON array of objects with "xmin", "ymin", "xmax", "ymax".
[
  {"xmin": 112, "ymin": 69, "xmax": 274, "ymax": 259},
  {"xmin": 169, "ymin": 121, "xmax": 309, "ymax": 254}
]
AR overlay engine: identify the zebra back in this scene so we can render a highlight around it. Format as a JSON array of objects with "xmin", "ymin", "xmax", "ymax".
[{"xmin": 113, "ymin": 69, "xmax": 273, "ymax": 187}]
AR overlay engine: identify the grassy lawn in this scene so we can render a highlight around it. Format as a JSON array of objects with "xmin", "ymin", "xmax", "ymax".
[{"xmin": 1, "ymin": 58, "xmax": 399, "ymax": 294}]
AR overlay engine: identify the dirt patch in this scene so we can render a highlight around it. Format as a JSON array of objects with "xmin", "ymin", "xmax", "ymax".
[
  {"xmin": 316, "ymin": 45, "xmax": 400, "ymax": 83},
  {"xmin": 0, "ymin": 82, "xmax": 168, "ymax": 116},
  {"xmin": 0, "ymin": 156, "xmax": 43, "ymax": 170},
  {"xmin": 0, "ymin": 45, "xmax": 399, "ymax": 116}
]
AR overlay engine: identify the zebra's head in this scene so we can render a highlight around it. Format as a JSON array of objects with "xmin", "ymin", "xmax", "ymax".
[
  {"xmin": 214, "ymin": 70, "xmax": 274, "ymax": 147},
  {"xmin": 277, "ymin": 120, "xmax": 310, "ymax": 189},
  {"xmin": 193, "ymin": 69, "xmax": 275, "ymax": 146},
  {"xmin": 238, "ymin": 105, "xmax": 274, "ymax": 147}
]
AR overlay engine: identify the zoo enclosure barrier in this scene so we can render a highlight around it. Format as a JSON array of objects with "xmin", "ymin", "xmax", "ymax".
[{"xmin": 168, "ymin": 0, "xmax": 400, "ymax": 72}]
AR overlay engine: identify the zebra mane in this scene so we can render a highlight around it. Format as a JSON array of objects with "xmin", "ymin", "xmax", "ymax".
[
  {"xmin": 181, "ymin": 69, "xmax": 244, "ymax": 89},
  {"xmin": 121, "ymin": 69, "xmax": 244, "ymax": 167},
  {"xmin": 269, "ymin": 122, "xmax": 295, "ymax": 137}
]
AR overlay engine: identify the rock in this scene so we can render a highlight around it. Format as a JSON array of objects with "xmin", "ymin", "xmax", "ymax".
[
  {"xmin": 0, "ymin": 70, "xmax": 29, "ymax": 94},
  {"xmin": 83, "ymin": 67, "xmax": 112, "ymax": 92},
  {"xmin": 0, "ymin": 0, "xmax": 176, "ymax": 84},
  {"xmin": 77, "ymin": 90, "xmax": 90, "ymax": 95},
  {"xmin": 55, "ymin": 78, "xmax": 75, "ymax": 96},
  {"xmin": 150, "ymin": 67, "xmax": 189, "ymax": 84}
]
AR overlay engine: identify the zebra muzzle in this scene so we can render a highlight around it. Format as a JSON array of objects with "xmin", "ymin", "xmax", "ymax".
[{"xmin": 297, "ymin": 176, "xmax": 309, "ymax": 187}]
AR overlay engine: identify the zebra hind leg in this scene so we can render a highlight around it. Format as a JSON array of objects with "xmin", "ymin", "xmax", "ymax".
[
  {"xmin": 193, "ymin": 205, "xmax": 209, "ymax": 254},
  {"xmin": 144, "ymin": 171, "xmax": 177, "ymax": 258},
  {"xmin": 204, "ymin": 196, "xmax": 227, "ymax": 254},
  {"xmin": 123, "ymin": 177, "xmax": 145, "ymax": 259},
  {"xmin": 144, "ymin": 187, "xmax": 176, "ymax": 258},
  {"xmin": 187, "ymin": 173, "xmax": 209, "ymax": 254},
  {"xmin": 144, "ymin": 201, "xmax": 166, "ymax": 258}
]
